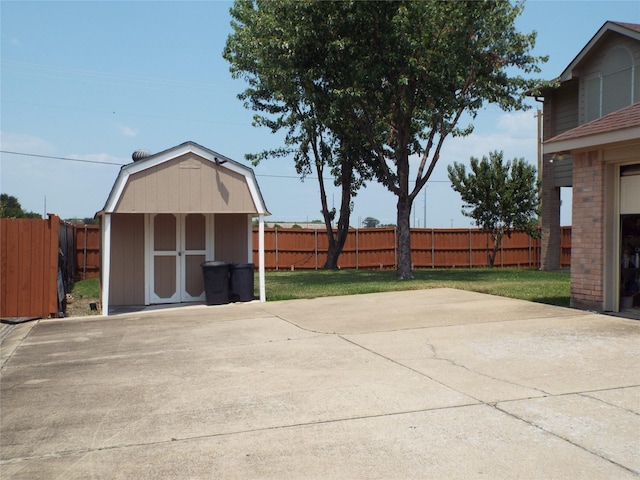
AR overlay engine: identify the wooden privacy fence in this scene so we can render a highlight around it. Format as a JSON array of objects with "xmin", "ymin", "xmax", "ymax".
[
  {"xmin": 74, "ymin": 224, "xmax": 100, "ymax": 280},
  {"xmin": 252, "ymin": 226, "xmax": 572, "ymax": 271},
  {"xmin": 1, "ymin": 215, "xmax": 66, "ymax": 319},
  {"xmin": 47, "ymin": 225, "xmax": 573, "ymax": 277}
]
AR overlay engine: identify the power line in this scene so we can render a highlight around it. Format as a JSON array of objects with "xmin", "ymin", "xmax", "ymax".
[
  {"xmin": 1, "ymin": 60, "xmax": 234, "ymax": 93},
  {"xmin": 0, "ymin": 150, "xmax": 126, "ymax": 166},
  {"xmin": 0, "ymin": 150, "xmax": 452, "ymax": 183}
]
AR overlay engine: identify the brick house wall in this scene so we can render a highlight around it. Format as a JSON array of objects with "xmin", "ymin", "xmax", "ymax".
[{"xmin": 571, "ymin": 150, "xmax": 605, "ymax": 310}]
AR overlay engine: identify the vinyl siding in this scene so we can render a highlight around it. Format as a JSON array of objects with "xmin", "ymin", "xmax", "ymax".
[{"xmin": 578, "ymin": 34, "xmax": 640, "ymax": 125}]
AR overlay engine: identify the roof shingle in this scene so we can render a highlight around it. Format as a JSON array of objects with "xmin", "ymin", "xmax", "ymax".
[{"xmin": 545, "ymin": 102, "xmax": 640, "ymax": 144}]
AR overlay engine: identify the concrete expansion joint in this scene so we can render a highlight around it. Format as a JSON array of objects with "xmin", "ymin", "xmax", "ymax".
[
  {"xmin": 577, "ymin": 389, "xmax": 640, "ymax": 416},
  {"xmin": 492, "ymin": 402, "xmax": 639, "ymax": 476},
  {"xmin": 1, "ymin": 405, "xmax": 486, "ymax": 466},
  {"xmin": 270, "ymin": 314, "xmax": 331, "ymax": 335},
  {"xmin": 0, "ymin": 320, "xmax": 39, "ymax": 370}
]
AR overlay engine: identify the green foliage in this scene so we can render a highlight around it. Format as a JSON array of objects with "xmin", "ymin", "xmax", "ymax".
[
  {"xmin": 224, "ymin": 0, "xmax": 378, "ymax": 268},
  {"xmin": 0, "ymin": 194, "xmax": 41, "ymax": 219},
  {"xmin": 362, "ymin": 217, "xmax": 380, "ymax": 228},
  {"xmin": 447, "ymin": 150, "xmax": 540, "ymax": 267},
  {"xmin": 224, "ymin": 0, "xmax": 549, "ymax": 277}
]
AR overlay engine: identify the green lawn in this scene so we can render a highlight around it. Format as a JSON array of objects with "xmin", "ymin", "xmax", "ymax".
[
  {"xmin": 262, "ymin": 268, "xmax": 571, "ymax": 307},
  {"xmin": 71, "ymin": 278, "xmax": 100, "ymax": 299},
  {"xmin": 71, "ymin": 268, "xmax": 571, "ymax": 309}
]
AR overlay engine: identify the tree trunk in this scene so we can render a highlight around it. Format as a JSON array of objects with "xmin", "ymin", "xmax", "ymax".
[
  {"xmin": 488, "ymin": 246, "xmax": 497, "ymax": 268},
  {"xmin": 396, "ymin": 193, "xmax": 414, "ymax": 279},
  {"xmin": 488, "ymin": 231, "xmax": 503, "ymax": 268},
  {"xmin": 323, "ymin": 213, "xmax": 349, "ymax": 269},
  {"xmin": 323, "ymin": 165, "xmax": 353, "ymax": 269}
]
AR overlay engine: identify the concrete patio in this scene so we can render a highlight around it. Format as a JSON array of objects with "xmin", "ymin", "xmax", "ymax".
[{"xmin": 1, "ymin": 288, "xmax": 638, "ymax": 479}]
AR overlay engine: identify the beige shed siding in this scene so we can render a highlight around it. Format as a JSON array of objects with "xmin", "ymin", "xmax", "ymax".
[
  {"xmin": 115, "ymin": 153, "xmax": 258, "ymax": 214},
  {"xmin": 109, "ymin": 214, "xmax": 145, "ymax": 305},
  {"xmin": 215, "ymin": 214, "xmax": 250, "ymax": 263}
]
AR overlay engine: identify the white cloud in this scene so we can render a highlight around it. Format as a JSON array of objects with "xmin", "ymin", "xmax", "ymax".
[
  {"xmin": 0, "ymin": 131, "xmax": 57, "ymax": 155},
  {"xmin": 440, "ymin": 111, "xmax": 538, "ymax": 166},
  {"xmin": 116, "ymin": 124, "xmax": 138, "ymax": 137},
  {"xmin": 497, "ymin": 110, "xmax": 538, "ymax": 138},
  {"xmin": 0, "ymin": 132, "xmax": 126, "ymax": 218}
]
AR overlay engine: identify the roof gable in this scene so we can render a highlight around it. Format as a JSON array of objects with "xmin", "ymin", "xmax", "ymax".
[
  {"xmin": 558, "ymin": 21, "xmax": 640, "ymax": 82},
  {"xmin": 101, "ymin": 142, "xmax": 269, "ymax": 215}
]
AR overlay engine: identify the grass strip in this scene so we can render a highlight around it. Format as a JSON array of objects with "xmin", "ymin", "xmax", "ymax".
[{"xmin": 263, "ymin": 268, "xmax": 571, "ymax": 307}]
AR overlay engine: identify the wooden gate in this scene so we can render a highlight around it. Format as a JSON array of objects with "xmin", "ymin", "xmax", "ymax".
[{"xmin": 1, "ymin": 215, "xmax": 62, "ymax": 319}]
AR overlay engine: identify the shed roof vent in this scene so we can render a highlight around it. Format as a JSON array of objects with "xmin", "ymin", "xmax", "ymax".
[{"xmin": 132, "ymin": 149, "xmax": 151, "ymax": 162}]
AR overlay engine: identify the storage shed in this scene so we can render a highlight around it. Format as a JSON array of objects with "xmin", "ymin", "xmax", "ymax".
[{"xmin": 97, "ymin": 141, "xmax": 270, "ymax": 315}]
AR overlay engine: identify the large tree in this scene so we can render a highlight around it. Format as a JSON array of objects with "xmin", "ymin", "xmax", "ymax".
[
  {"xmin": 224, "ymin": 0, "xmax": 377, "ymax": 269},
  {"xmin": 224, "ymin": 0, "xmax": 547, "ymax": 277},
  {"xmin": 447, "ymin": 150, "xmax": 540, "ymax": 267}
]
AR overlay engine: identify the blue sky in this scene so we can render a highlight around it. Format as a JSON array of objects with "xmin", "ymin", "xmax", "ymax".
[{"xmin": 1, "ymin": 1, "xmax": 639, "ymax": 227}]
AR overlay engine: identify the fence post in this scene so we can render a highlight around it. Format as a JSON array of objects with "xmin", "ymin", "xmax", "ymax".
[
  {"xmin": 83, "ymin": 225, "xmax": 88, "ymax": 280},
  {"xmin": 315, "ymin": 228, "xmax": 318, "ymax": 270},
  {"xmin": 394, "ymin": 227, "xmax": 397, "ymax": 269},
  {"xmin": 469, "ymin": 228, "xmax": 472, "ymax": 268},
  {"xmin": 431, "ymin": 229, "xmax": 435, "ymax": 268},
  {"xmin": 275, "ymin": 227, "xmax": 279, "ymax": 271},
  {"xmin": 356, "ymin": 227, "xmax": 359, "ymax": 270}
]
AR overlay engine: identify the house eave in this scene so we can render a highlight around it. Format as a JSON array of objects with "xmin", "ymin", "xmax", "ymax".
[{"xmin": 543, "ymin": 126, "xmax": 640, "ymax": 154}]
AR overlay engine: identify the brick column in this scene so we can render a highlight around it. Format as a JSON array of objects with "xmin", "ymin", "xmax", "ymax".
[{"xmin": 571, "ymin": 150, "xmax": 604, "ymax": 311}]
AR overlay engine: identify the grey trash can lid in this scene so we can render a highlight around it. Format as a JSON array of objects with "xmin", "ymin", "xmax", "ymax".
[{"xmin": 201, "ymin": 261, "xmax": 227, "ymax": 267}]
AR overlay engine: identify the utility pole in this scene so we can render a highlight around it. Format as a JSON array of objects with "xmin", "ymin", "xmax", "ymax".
[{"xmin": 536, "ymin": 108, "xmax": 543, "ymax": 226}]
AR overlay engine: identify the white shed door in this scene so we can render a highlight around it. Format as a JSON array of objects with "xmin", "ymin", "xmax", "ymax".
[{"xmin": 150, "ymin": 213, "xmax": 207, "ymax": 304}]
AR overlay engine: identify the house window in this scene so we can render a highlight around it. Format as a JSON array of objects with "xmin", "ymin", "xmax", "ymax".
[{"xmin": 585, "ymin": 47, "xmax": 636, "ymax": 122}]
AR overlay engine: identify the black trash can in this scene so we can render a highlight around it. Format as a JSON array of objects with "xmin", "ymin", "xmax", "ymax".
[
  {"xmin": 229, "ymin": 263, "xmax": 255, "ymax": 302},
  {"xmin": 201, "ymin": 261, "xmax": 230, "ymax": 305}
]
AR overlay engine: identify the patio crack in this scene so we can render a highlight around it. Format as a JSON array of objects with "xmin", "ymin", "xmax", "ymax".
[{"xmin": 339, "ymin": 335, "xmax": 551, "ymax": 402}]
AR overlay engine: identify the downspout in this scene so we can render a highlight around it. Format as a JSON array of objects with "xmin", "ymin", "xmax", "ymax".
[
  {"xmin": 101, "ymin": 213, "xmax": 111, "ymax": 316},
  {"xmin": 258, "ymin": 213, "xmax": 266, "ymax": 302}
]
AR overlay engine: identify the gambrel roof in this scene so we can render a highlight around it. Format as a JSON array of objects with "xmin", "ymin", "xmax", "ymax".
[{"xmin": 100, "ymin": 141, "xmax": 269, "ymax": 215}]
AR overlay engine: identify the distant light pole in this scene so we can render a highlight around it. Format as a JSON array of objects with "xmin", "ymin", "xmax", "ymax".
[{"xmin": 423, "ymin": 186, "xmax": 427, "ymax": 228}]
